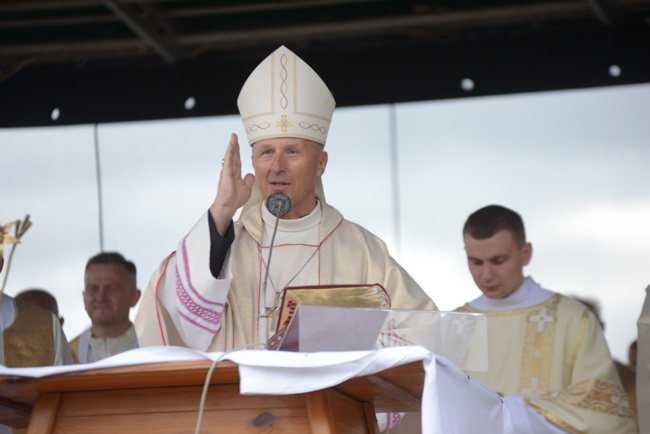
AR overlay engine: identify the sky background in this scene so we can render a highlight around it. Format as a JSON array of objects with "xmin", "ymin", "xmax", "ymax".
[{"xmin": 1, "ymin": 82, "xmax": 649, "ymax": 363}]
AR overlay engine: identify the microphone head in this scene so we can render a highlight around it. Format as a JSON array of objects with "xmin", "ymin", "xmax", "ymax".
[{"xmin": 266, "ymin": 193, "xmax": 291, "ymax": 217}]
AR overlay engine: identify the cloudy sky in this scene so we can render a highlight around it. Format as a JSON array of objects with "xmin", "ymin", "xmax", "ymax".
[{"xmin": 1, "ymin": 82, "xmax": 649, "ymax": 363}]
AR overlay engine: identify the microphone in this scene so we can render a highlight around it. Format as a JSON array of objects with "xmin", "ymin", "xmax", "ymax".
[
  {"xmin": 259, "ymin": 193, "xmax": 291, "ymax": 348},
  {"xmin": 266, "ymin": 193, "xmax": 291, "ymax": 217}
]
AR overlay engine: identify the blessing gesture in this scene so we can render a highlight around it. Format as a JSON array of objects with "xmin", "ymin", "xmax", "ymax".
[{"xmin": 209, "ymin": 133, "xmax": 255, "ymax": 236}]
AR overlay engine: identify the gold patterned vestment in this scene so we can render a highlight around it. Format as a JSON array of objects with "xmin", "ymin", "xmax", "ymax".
[
  {"xmin": 3, "ymin": 298, "xmax": 55, "ymax": 367},
  {"xmin": 458, "ymin": 284, "xmax": 637, "ymax": 434},
  {"xmin": 2, "ymin": 299, "xmax": 60, "ymax": 434}
]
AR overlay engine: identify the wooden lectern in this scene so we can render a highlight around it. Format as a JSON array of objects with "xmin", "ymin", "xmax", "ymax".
[{"xmin": 0, "ymin": 360, "xmax": 425, "ymax": 434}]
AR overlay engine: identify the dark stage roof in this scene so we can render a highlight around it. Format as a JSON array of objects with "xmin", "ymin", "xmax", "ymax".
[{"xmin": 1, "ymin": 0, "xmax": 650, "ymax": 128}]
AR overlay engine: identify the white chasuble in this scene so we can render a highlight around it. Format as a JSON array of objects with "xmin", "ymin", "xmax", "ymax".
[
  {"xmin": 458, "ymin": 278, "xmax": 637, "ymax": 434},
  {"xmin": 136, "ymin": 200, "xmax": 436, "ymax": 353}
]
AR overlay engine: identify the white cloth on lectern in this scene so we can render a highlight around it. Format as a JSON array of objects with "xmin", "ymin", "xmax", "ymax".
[
  {"xmin": 0, "ymin": 346, "xmax": 512, "ymax": 434},
  {"xmin": 504, "ymin": 395, "xmax": 570, "ymax": 433},
  {"xmin": 229, "ymin": 346, "xmax": 512, "ymax": 434}
]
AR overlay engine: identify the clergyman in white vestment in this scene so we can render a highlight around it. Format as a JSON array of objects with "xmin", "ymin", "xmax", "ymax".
[
  {"xmin": 135, "ymin": 45, "xmax": 436, "ymax": 357},
  {"xmin": 456, "ymin": 205, "xmax": 637, "ymax": 434},
  {"xmin": 70, "ymin": 252, "xmax": 141, "ymax": 363}
]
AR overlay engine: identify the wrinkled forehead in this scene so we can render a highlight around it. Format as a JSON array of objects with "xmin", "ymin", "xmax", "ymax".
[{"xmin": 251, "ymin": 137, "xmax": 324, "ymax": 152}]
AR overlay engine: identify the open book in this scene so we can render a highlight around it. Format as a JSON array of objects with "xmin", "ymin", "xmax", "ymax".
[
  {"xmin": 269, "ymin": 284, "xmax": 390, "ymax": 350},
  {"xmin": 267, "ymin": 285, "xmax": 488, "ymax": 372}
]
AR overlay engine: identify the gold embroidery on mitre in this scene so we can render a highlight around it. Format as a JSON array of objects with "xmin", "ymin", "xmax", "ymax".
[
  {"xmin": 519, "ymin": 296, "xmax": 559, "ymax": 395},
  {"xmin": 246, "ymin": 122, "xmax": 271, "ymax": 133},
  {"xmin": 275, "ymin": 115, "xmax": 294, "ymax": 132},
  {"xmin": 540, "ymin": 379, "xmax": 635, "ymax": 419},
  {"xmin": 279, "ymin": 53, "xmax": 289, "ymax": 109},
  {"xmin": 299, "ymin": 122, "xmax": 327, "ymax": 134}
]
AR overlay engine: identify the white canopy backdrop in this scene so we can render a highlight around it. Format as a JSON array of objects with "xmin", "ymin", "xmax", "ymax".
[{"xmin": 1, "ymin": 83, "xmax": 649, "ymax": 364}]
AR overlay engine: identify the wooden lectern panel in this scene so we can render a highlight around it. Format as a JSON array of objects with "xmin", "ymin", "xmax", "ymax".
[
  {"xmin": 24, "ymin": 393, "xmax": 60, "ymax": 433},
  {"xmin": 0, "ymin": 395, "xmax": 32, "ymax": 429},
  {"xmin": 51, "ymin": 384, "xmax": 311, "ymax": 434},
  {"xmin": 0, "ymin": 360, "xmax": 423, "ymax": 434},
  {"xmin": 306, "ymin": 388, "xmax": 379, "ymax": 434},
  {"xmin": 41, "ymin": 386, "xmax": 372, "ymax": 433}
]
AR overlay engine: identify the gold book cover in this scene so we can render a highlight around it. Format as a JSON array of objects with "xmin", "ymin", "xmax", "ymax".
[
  {"xmin": 269, "ymin": 284, "xmax": 390, "ymax": 351},
  {"xmin": 276, "ymin": 283, "xmax": 390, "ymax": 332}
]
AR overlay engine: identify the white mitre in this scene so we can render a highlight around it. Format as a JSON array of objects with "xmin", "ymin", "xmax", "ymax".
[{"xmin": 237, "ymin": 45, "xmax": 336, "ymax": 146}]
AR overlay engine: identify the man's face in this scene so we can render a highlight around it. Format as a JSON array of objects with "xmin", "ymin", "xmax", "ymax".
[
  {"xmin": 83, "ymin": 263, "xmax": 140, "ymax": 328},
  {"xmin": 464, "ymin": 229, "xmax": 532, "ymax": 299},
  {"xmin": 251, "ymin": 137, "xmax": 328, "ymax": 219}
]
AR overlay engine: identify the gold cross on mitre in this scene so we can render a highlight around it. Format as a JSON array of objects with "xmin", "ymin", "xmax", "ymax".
[
  {"xmin": 275, "ymin": 115, "xmax": 294, "ymax": 132},
  {"xmin": 1, "ymin": 214, "xmax": 32, "ymax": 293}
]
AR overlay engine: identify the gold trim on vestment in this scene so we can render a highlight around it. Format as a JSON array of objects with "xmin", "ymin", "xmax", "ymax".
[
  {"xmin": 518, "ymin": 296, "xmax": 559, "ymax": 395},
  {"xmin": 546, "ymin": 379, "xmax": 635, "ymax": 418},
  {"xmin": 528, "ymin": 401, "xmax": 585, "ymax": 434},
  {"xmin": 572, "ymin": 309, "xmax": 589, "ymax": 373},
  {"xmin": 69, "ymin": 335, "xmax": 80, "ymax": 364}
]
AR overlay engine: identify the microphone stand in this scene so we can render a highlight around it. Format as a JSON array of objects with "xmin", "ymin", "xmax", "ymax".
[
  {"xmin": 258, "ymin": 193, "xmax": 290, "ymax": 348},
  {"xmin": 259, "ymin": 210, "xmax": 281, "ymax": 348}
]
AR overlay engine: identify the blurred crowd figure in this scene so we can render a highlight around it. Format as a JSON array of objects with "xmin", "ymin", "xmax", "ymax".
[
  {"xmin": 15, "ymin": 288, "xmax": 64, "ymax": 326},
  {"xmin": 69, "ymin": 252, "xmax": 140, "ymax": 364}
]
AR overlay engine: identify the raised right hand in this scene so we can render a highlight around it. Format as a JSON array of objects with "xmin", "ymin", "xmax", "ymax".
[{"xmin": 209, "ymin": 133, "xmax": 255, "ymax": 236}]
